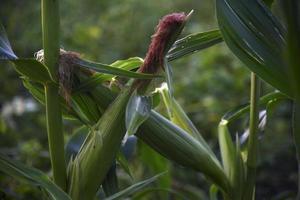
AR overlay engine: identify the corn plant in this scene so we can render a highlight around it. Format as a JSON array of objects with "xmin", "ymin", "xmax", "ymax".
[{"xmin": 0, "ymin": 0, "xmax": 299, "ymax": 199}]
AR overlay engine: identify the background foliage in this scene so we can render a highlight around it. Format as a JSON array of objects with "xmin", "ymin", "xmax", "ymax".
[{"xmin": 0, "ymin": 0, "xmax": 296, "ymax": 199}]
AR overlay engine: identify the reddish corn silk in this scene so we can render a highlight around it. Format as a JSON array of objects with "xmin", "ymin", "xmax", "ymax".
[{"xmin": 139, "ymin": 12, "xmax": 187, "ymax": 74}]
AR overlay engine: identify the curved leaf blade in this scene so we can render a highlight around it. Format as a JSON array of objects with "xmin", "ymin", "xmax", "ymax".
[
  {"xmin": 76, "ymin": 59, "xmax": 160, "ymax": 79},
  {"xmin": 74, "ymin": 57, "xmax": 144, "ymax": 93},
  {"xmin": 222, "ymin": 91, "xmax": 288, "ymax": 123},
  {"xmin": 0, "ymin": 154, "xmax": 71, "ymax": 200},
  {"xmin": 126, "ymin": 92, "xmax": 152, "ymax": 135},
  {"xmin": 167, "ymin": 30, "xmax": 223, "ymax": 61},
  {"xmin": 12, "ymin": 59, "xmax": 52, "ymax": 83},
  {"xmin": 216, "ymin": 0, "xmax": 292, "ymax": 96}
]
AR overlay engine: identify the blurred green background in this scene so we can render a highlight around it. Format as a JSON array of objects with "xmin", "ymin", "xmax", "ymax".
[{"xmin": 0, "ymin": 0, "xmax": 297, "ymax": 199}]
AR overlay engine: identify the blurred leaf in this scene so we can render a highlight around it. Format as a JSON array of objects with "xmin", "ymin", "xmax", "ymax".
[
  {"xmin": 138, "ymin": 140, "xmax": 171, "ymax": 193},
  {"xmin": 282, "ymin": 1, "xmax": 300, "ymax": 100},
  {"xmin": 216, "ymin": 0, "xmax": 292, "ymax": 97},
  {"xmin": 0, "ymin": 25, "xmax": 51, "ymax": 83},
  {"xmin": 282, "ymin": 2, "xmax": 300, "ymax": 197},
  {"xmin": 116, "ymin": 151, "xmax": 133, "ymax": 179},
  {"xmin": 102, "ymin": 162, "xmax": 119, "ymax": 197},
  {"xmin": 0, "ymin": 23, "xmax": 17, "ymax": 60},
  {"xmin": 0, "ymin": 154, "xmax": 71, "ymax": 200},
  {"xmin": 76, "ymin": 59, "xmax": 160, "ymax": 79},
  {"xmin": 121, "ymin": 135, "xmax": 137, "ymax": 160},
  {"xmin": 12, "ymin": 59, "xmax": 52, "ymax": 83},
  {"xmin": 22, "ymin": 80, "xmax": 81, "ymax": 121},
  {"xmin": 65, "ymin": 126, "xmax": 89, "ymax": 163},
  {"xmin": 126, "ymin": 92, "xmax": 152, "ymax": 135},
  {"xmin": 209, "ymin": 185, "xmax": 219, "ymax": 200},
  {"xmin": 167, "ymin": 30, "xmax": 223, "ymax": 61},
  {"xmin": 263, "ymin": 0, "xmax": 274, "ymax": 7},
  {"xmin": 104, "ymin": 172, "xmax": 165, "ymax": 200},
  {"xmin": 222, "ymin": 91, "xmax": 288, "ymax": 123}
]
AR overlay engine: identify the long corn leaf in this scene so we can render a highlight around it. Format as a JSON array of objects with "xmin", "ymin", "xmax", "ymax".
[
  {"xmin": 167, "ymin": 30, "xmax": 223, "ymax": 61},
  {"xmin": 0, "ymin": 154, "xmax": 71, "ymax": 200},
  {"xmin": 216, "ymin": 0, "xmax": 292, "ymax": 97},
  {"xmin": 76, "ymin": 59, "xmax": 160, "ymax": 79},
  {"xmin": 223, "ymin": 91, "xmax": 288, "ymax": 123},
  {"xmin": 74, "ymin": 57, "xmax": 143, "ymax": 93}
]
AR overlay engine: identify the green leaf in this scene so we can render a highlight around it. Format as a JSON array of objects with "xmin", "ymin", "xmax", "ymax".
[
  {"xmin": 74, "ymin": 57, "xmax": 144, "ymax": 93},
  {"xmin": 104, "ymin": 172, "xmax": 165, "ymax": 200},
  {"xmin": 126, "ymin": 92, "xmax": 152, "ymax": 135},
  {"xmin": 76, "ymin": 59, "xmax": 160, "ymax": 79},
  {"xmin": 71, "ymin": 92, "xmax": 102, "ymax": 125},
  {"xmin": 0, "ymin": 23, "xmax": 17, "ymax": 60},
  {"xmin": 12, "ymin": 59, "xmax": 52, "ymax": 83},
  {"xmin": 216, "ymin": 0, "xmax": 292, "ymax": 97},
  {"xmin": 137, "ymin": 111, "xmax": 230, "ymax": 193},
  {"xmin": 163, "ymin": 58, "xmax": 174, "ymax": 98},
  {"xmin": 167, "ymin": 30, "xmax": 223, "ymax": 61},
  {"xmin": 282, "ymin": 1, "xmax": 300, "ymax": 100},
  {"xmin": 68, "ymin": 87, "xmax": 132, "ymax": 200},
  {"xmin": 1, "ymin": 25, "xmax": 52, "ymax": 83},
  {"xmin": 22, "ymin": 80, "xmax": 81, "ymax": 122},
  {"xmin": 263, "ymin": 0, "xmax": 274, "ymax": 8},
  {"xmin": 66, "ymin": 83, "xmax": 231, "ymax": 193},
  {"xmin": 102, "ymin": 163, "xmax": 119, "ymax": 197},
  {"xmin": 218, "ymin": 121, "xmax": 245, "ymax": 199},
  {"xmin": 138, "ymin": 140, "xmax": 171, "ymax": 198},
  {"xmin": 0, "ymin": 154, "xmax": 71, "ymax": 200},
  {"xmin": 209, "ymin": 185, "xmax": 219, "ymax": 200},
  {"xmin": 110, "ymin": 57, "xmax": 144, "ymax": 70},
  {"xmin": 222, "ymin": 91, "xmax": 288, "ymax": 123},
  {"xmin": 65, "ymin": 126, "xmax": 89, "ymax": 163},
  {"xmin": 116, "ymin": 151, "xmax": 133, "ymax": 179},
  {"xmin": 156, "ymin": 83, "xmax": 210, "ymax": 148}
]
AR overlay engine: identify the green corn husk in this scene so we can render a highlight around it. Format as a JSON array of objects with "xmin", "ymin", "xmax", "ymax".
[
  {"xmin": 136, "ymin": 111, "xmax": 230, "ymax": 194},
  {"xmin": 67, "ymin": 86, "xmax": 132, "ymax": 200},
  {"xmin": 86, "ymin": 85, "xmax": 230, "ymax": 193}
]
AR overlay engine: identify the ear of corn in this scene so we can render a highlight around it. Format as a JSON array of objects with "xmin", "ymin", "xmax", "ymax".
[
  {"xmin": 68, "ymin": 86, "xmax": 132, "ymax": 200},
  {"xmin": 137, "ymin": 111, "xmax": 230, "ymax": 193}
]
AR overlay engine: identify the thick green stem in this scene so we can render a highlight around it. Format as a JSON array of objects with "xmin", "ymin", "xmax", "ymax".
[
  {"xmin": 42, "ymin": 0, "xmax": 60, "ymax": 81},
  {"xmin": 45, "ymin": 84, "xmax": 67, "ymax": 190},
  {"xmin": 244, "ymin": 73, "xmax": 261, "ymax": 200},
  {"xmin": 42, "ymin": 0, "xmax": 67, "ymax": 190}
]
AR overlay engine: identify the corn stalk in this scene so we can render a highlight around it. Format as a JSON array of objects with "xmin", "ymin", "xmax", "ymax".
[
  {"xmin": 41, "ymin": 0, "xmax": 67, "ymax": 190},
  {"xmin": 243, "ymin": 73, "xmax": 261, "ymax": 199}
]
